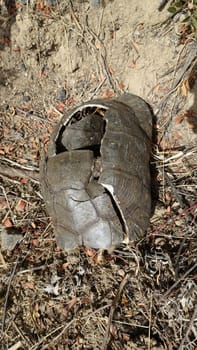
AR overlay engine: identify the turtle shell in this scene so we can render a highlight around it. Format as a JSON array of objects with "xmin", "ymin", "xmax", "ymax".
[{"xmin": 40, "ymin": 93, "xmax": 152, "ymax": 250}]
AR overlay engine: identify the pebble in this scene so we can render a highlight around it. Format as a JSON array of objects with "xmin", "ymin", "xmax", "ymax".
[
  {"xmin": 91, "ymin": 0, "xmax": 102, "ymax": 7},
  {"xmin": 0, "ymin": 226, "xmax": 23, "ymax": 251},
  {"xmin": 23, "ymin": 93, "xmax": 31, "ymax": 102},
  {"xmin": 47, "ymin": 0, "xmax": 58, "ymax": 5},
  {"xmin": 20, "ymin": 61, "xmax": 27, "ymax": 72},
  {"xmin": 1, "ymin": 103, "xmax": 9, "ymax": 111},
  {"xmin": 56, "ymin": 87, "xmax": 67, "ymax": 101},
  {"xmin": 118, "ymin": 269, "xmax": 125, "ymax": 277}
]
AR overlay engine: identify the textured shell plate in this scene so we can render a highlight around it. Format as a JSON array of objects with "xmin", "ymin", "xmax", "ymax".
[{"xmin": 40, "ymin": 94, "xmax": 152, "ymax": 250}]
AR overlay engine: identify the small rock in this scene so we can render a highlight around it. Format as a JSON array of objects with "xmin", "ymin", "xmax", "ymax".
[
  {"xmin": 118, "ymin": 269, "xmax": 125, "ymax": 277},
  {"xmin": 56, "ymin": 87, "xmax": 67, "ymax": 101},
  {"xmin": 23, "ymin": 93, "xmax": 31, "ymax": 102},
  {"xmin": 2, "ymin": 103, "xmax": 9, "ymax": 111},
  {"xmin": 20, "ymin": 61, "xmax": 27, "ymax": 72},
  {"xmin": 0, "ymin": 226, "xmax": 23, "ymax": 251},
  {"xmin": 91, "ymin": 0, "xmax": 102, "ymax": 7},
  {"xmin": 47, "ymin": 0, "xmax": 58, "ymax": 5}
]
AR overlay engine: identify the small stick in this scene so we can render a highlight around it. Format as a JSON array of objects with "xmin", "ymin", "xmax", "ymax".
[
  {"xmin": 90, "ymin": 77, "xmax": 107, "ymax": 98},
  {"xmin": 8, "ymin": 341, "xmax": 23, "ymax": 350},
  {"xmin": 0, "ymin": 157, "xmax": 38, "ymax": 172},
  {"xmin": 148, "ymin": 292, "xmax": 153, "ymax": 350},
  {"xmin": 101, "ymin": 272, "xmax": 131, "ymax": 350},
  {"xmin": 0, "ymin": 164, "xmax": 39, "ymax": 182},
  {"xmin": 15, "ymin": 108, "xmax": 55, "ymax": 124},
  {"xmin": 163, "ymin": 262, "xmax": 197, "ymax": 298},
  {"xmin": 0, "ymin": 185, "xmax": 15, "ymax": 224},
  {"xmin": 0, "ymin": 250, "xmax": 7, "ymax": 269},
  {"xmin": 1, "ymin": 255, "xmax": 20, "ymax": 332},
  {"xmin": 177, "ymin": 305, "xmax": 197, "ymax": 350}
]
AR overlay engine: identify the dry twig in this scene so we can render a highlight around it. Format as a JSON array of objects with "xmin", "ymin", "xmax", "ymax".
[
  {"xmin": 0, "ymin": 164, "xmax": 39, "ymax": 182},
  {"xmin": 163, "ymin": 262, "xmax": 197, "ymax": 298},
  {"xmin": 1, "ymin": 255, "xmax": 20, "ymax": 333},
  {"xmin": 177, "ymin": 305, "xmax": 197, "ymax": 350},
  {"xmin": 101, "ymin": 272, "xmax": 131, "ymax": 350}
]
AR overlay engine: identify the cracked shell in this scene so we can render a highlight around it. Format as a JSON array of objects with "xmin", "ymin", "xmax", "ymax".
[{"xmin": 40, "ymin": 93, "xmax": 152, "ymax": 250}]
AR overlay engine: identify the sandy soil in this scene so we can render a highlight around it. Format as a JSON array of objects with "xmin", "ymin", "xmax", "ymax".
[{"xmin": 0, "ymin": 1, "xmax": 197, "ymax": 349}]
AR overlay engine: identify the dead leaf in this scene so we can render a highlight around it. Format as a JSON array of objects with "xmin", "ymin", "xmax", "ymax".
[
  {"xmin": 31, "ymin": 222, "xmax": 36, "ymax": 229},
  {"xmin": 156, "ymin": 84, "xmax": 169, "ymax": 94},
  {"xmin": 0, "ymin": 199, "xmax": 8, "ymax": 210},
  {"xmin": 179, "ymin": 77, "xmax": 190, "ymax": 96},
  {"xmin": 123, "ymin": 333, "xmax": 130, "ymax": 341},
  {"xmin": 108, "ymin": 66, "xmax": 114, "ymax": 74},
  {"xmin": 67, "ymin": 297, "xmax": 78, "ymax": 310},
  {"xmin": 83, "ymin": 246, "xmax": 96, "ymax": 257},
  {"xmin": 3, "ymin": 37, "xmax": 10, "ymax": 45},
  {"xmin": 34, "ymin": 302, "xmax": 39, "ymax": 313},
  {"xmin": 165, "ymin": 192, "xmax": 171, "ymax": 204},
  {"xmin": 121, "ymin": 295, "xmax": 129, "ymax": 305},
  {"xmin": 20, "ymin": 178, "xmax": 29, "ymax": 184},
  {"xmin": 129, "ymin": 60, "xmax": 137, "ymax": 69},
  {"xmin": 175, "ymin": 115, "xmax": 184, "ymax": 124},
  {"xmin": 30, "ymin": 239, "xmax": 39, "ymax": 247},
  {"xmin": 40, "ymin": 71, "xmax": 46, "ymax": 78},
  {"xmin": 137, "ymin": 23, "xmax": 144, "ymax": 30},
  {"xmin": 66, "ymin": 98, "xmax": 76, "ymax": 107},
  {"xmin": 16, "ymin": 199, "xmax": 26, "ymax": 212},
  {"xmin": 3, "ymin": 219, "xmax": 13, "ymax": 228},
  {"xmin": 110, "ymin": 324, "xmax": 118, "ymax": 338},
  {"xmin": 80, "ymin": 297, "xmax": 91, "ymax": 304},
  {"xmin": 5, "ymin": 145, "xmax": 15, "ymax": 154},
  {"xmin": 22, "ymin": 282, "xmax": 35, "ymax": 290},
  {"xmin": 118, "ymin": 81, "xmax": 125, "ymax": 90},
  {"xmin": 20, "ymin": 104, "xmax": 33, "ymax": 111},
  {"xmin": 13, "ymin": 46, "xmax": 21, "ymax": 52},
  {"xmin": 56, "ymin": 102, "xmax": 65, "ymax": 112},
  {"xmin": 44, "ymin": 136, "xmax": 50, "ymax": 144},
  {"xmin": 36, "ymin": 1, "xmax": 44, "ymax": 10},
  {"xmin": 47, "ymin": 109, "xmax": 59, "ymax": 117},
  {"xmin": 62, "ymin": 262, "xmax": 69, "ymax": 269},
  {"xmin": 103, "ymin": 89, "xmax": 115, "ymax": 98},
  {"xmin": 166, "ymin": 205, "xmax": 171, "ymax": 216}
]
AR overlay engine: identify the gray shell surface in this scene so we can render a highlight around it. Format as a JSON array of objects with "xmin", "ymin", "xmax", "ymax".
[{"xmin": 40, "ymin": 93, "xmax": 152, "ymax": 250}]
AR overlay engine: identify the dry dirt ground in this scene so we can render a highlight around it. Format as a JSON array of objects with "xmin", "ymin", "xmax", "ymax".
[{"xmin": 0, "ymin": 0, "xmax": 197, "ymax": 349}]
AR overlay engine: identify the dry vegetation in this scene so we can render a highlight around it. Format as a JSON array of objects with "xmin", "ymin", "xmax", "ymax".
[{"xmin": 0, "ymin": 1, "xmax": 197, "ymax": 349}]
